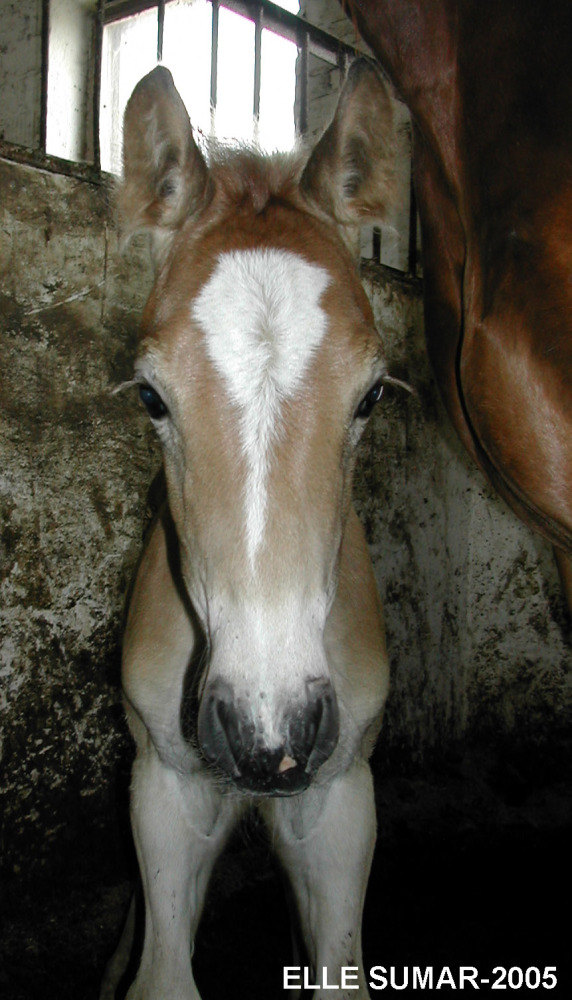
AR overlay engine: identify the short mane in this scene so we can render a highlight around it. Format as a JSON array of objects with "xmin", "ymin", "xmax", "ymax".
[{"xmin": 205, "ymin": 142, "xmax": 307, "ymax": 217}]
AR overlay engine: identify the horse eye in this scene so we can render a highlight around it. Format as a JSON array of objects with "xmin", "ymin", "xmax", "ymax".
[
  {"xmin": 139, "ymin": 383, "xmax": 169, "ymax": 420},
  {"xmin": 355, "ymin": 379, "xmax": 384, "ymax": 420}
]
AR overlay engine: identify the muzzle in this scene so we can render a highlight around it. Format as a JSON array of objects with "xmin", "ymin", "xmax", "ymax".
[{"xmin": 197, "ymin": 677, "xmax": 339, "ymax": 795}]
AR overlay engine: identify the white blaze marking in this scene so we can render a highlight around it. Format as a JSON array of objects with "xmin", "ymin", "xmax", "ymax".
[{"xmin": 192, "ymin": 248, "xmax": 330, "ymax": 564}]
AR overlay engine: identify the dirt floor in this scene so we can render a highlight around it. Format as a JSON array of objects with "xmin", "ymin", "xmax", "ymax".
[{"xmin": 1, "ymin": 740, "xmax": 570, "ymax": 1000}]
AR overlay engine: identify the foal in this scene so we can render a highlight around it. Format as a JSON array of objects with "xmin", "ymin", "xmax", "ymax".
[{"xmin": 102, "ymin": 59, "xmax": 395, "ymax": 1000}]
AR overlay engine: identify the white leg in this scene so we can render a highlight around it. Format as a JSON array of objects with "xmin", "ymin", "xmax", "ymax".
[
  {"xmin": 263, "ymin": 761, "xmax": 377, "ymax": 1000},
  {"xmin": 99, "ymin": 893, "xmax": 136, "ymax": 1000},
  {"xmin": 126, "ymin": 746, "xmax": 243, "ymax": 1000}
]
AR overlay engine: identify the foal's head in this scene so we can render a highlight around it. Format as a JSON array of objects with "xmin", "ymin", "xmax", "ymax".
[{"xmin": 120, "ymin": 61, "xmax": 395, "ymax": 794}]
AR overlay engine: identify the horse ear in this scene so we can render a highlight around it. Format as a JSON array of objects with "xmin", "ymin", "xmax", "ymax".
[
  {"xmin": 300, "ymin": 58, "xmax": 395, "ymax": 229},
  {"xmin": 119, "ymin": 66, "xmax": 211, "ymax": 243}
]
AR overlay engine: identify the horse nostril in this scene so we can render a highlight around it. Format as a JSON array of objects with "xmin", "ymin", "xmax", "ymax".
[
  {"xmin": 214, "ymin": 697, "xmax": 242, "ymax": 764},
  {"xmin": 197, "ymin": 681, "xmax": 243, "ymax": 778},
  {"xmin": 289, "ymin": 679, "xmax": 339, "ymax": 774}
]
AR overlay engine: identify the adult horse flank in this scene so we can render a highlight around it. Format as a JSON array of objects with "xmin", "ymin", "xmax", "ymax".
[
  {"xmin": 101, "ymin": 61, "xmax": 395, "ymax": 999},
  {"xmin": 343, "ymin": 0, "xmax": 572, "ymax": 610}
]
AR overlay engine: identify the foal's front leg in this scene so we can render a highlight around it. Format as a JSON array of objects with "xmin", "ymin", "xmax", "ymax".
[
  {"xmin": 263, "ymin": 760, "xmax": 376, "ymax": 1000},
  {"xmin": 127, "ymin": 746, "xmax": 242, "ymax": 1000}
]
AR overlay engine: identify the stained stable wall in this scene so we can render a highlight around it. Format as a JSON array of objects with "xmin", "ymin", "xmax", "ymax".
[
  {"xmin": 0, "ymin": 158, "xmax": 156, "ymax": 880},
  {"xmin": 1, "ymin": 155, "xmax": 569, "ymax": 890}
]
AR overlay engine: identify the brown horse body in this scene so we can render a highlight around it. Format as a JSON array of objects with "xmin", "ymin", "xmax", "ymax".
[{"xmin": 344, "ymin": 0, "xmax": 572, "ymax": 600}]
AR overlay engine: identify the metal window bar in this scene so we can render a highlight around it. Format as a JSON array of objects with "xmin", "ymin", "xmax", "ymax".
[
  {"xmin": 210, "ymin": 0, "xmax": 220, "ymax": 121},
  {"xmin": 297, "ymin": 27, "xmax": 308, "ymax": 136},
  {"xmin": 93, "ymin": 0, "xmax": 105, "ymax": 172},
  {"xmin": 40, "ymin": 0, "xmax": 50, "ymax": 152},
  {"xmin": 157, "ymin": 0, "xmax": 166, "ymax": 60},
  {"xmin": 253, "ymin": 4, "xmax": 262, "ymax": 127}
]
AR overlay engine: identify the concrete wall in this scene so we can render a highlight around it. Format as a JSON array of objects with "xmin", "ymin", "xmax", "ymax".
[
  {"xmin": 1, "ymin": 156, "xmax": 569, "ymax": 886},
  {"xmin": 0, "ymin": 0, "xmax": 43, "ymax": 148}
]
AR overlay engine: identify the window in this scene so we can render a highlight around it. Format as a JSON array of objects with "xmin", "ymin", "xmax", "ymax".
[
  {"xmin": 0, "ymin": 0, "xmax": 420, "ymax": 277},
  {"xmin": 100, "ymin": 0, "xmax": 301, "ymax": 173}
]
